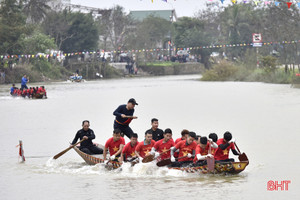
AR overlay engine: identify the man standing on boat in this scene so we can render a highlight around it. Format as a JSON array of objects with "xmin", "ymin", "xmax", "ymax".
[
  {"xmin": 20, "ymin": 75, "xmax": 29, "ymax": 90},
  {"xmin": 71, "ymin": 120, "xmax": 103, "ymax": 155},
  {"xmin": 214, "ymin": 131, "xmax": 240, "ymax": 162},
  {"xmin": 145, "ymin": 118, "xmax": 164, "ymax": 141},
  {"xmin": 113, "ymin": 98, "xmax": 138, "ymax": 139},
  {"xmin": 103, "ymin": 128, "xmax": 125, "ymax": 161}
]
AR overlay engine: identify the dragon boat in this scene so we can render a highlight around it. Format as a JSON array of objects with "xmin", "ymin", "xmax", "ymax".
[{"xmin": 72, "ymin": 146, "xmax": 249, "ymax": 174}]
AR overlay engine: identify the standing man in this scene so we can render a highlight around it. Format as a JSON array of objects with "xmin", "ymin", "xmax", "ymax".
[
  {"xmin": 103, "ymin": 128, "xmax": 125, "ymax": 161},
  {"xmin": 145, "ymin": 118, "xmax": 164, "ymax": 141},
  {"xmin": 113, "ymin": 98, "xmax": 138, "ymax": 139},
  {"xmin": 21, "ymin": 75, "xmax": 29, "ymax": 90},
  {"xmin": 71, "ymin": 120, "xmax": 103, "ymax": 155}
]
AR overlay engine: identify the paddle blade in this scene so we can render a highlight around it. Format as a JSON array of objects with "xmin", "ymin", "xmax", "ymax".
[
  {"xmin": 206, "ymin": 157, "xmax": 215, "ymax": 172},
  {"xmin": 239, "ymin": 153, "xmax": 249, "ymax": 162},
  {"xmin": 156, "ymin": 158, "xmax": 172, "ymax": 167},
  {"xmin": 142, "ymin": 154, "xmax": 155, "ymax": 163},
  {"xmin": 53, "ymin": 146, "xmax": 72, "ymax": 159},
  {"xmin": 53, "ymin": 138, "xmax": 86, "ymax": 160}
]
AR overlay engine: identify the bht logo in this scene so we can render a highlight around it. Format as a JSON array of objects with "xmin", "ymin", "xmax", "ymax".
[{"xmin": 267, "ymin": 180, "xmax": 291, "ymax": 191}]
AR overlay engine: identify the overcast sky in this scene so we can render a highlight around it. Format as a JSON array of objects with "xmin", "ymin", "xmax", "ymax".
[{"xmin": 70, "ymin": 0, "xmax": 230, "ymax": 17}]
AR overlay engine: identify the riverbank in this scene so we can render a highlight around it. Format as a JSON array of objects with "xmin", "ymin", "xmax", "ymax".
[
  {"xmin": 0, "ymin": 61, "xmax": 205, "ymax": 84},
  {"xmin": 201, "ymin": 60, "xmax": 300, "ymax": 87}
]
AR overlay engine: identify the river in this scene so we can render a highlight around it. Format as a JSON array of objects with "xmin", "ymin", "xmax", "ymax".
[{"xmin": 0, "ymin": 75, "xmax": 299, "ymax": 200}]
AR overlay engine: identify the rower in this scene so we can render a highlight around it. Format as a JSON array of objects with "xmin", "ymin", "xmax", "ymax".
[
  {"xmin": 209, "ymin": 133, "xmax": 218, "ymax": 155},
  {"xmin": 175, "ymin": 129, "xmax": 189, "ymax": 144},
  {"xmin": 120, "ymin": 133, "xmax": 139, "ymax": 163},
  {"xmin": 135, "ymin": 131, "xmax": 156, "ymax": 162},
  {"xmin": 150, "ymin": 128, "xmax": 175, "ymax": 161},
  {"xmin": 113, "ymin": 98, "xmax": 138, "ymax": 139},
  {"xmin": 214, "ymin": 131, "xmax": 240, "ymax": 162},
  {"xmin": 145, "ymin": 118, "xmax": 164, "ymax": 141},
  {"xmin": 193, "ymin": 136, "xmax": 217, "ymax": 166},
  {"xmin": 170, "ymin": 132, "xmax": 197, "ymax": 167},
  {"xmin": 71, "ymin": 120, "xmax": 103, "ymax": 155},
  {"xmin": 103, "ymin": 128, "xmax": 125, "ymax": 161}
]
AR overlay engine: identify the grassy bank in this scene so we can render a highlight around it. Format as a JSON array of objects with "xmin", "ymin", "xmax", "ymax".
[
  {"xmin": 1, "ymin": 59, "xmax": 122, "ymax": 84},
  {"xmin": 138, "ymin": 62, "xmax": 204, "ymax": 75},
  {"xmin": 201, "ymin": 60, "xmax": 299, "ymax": 85}
]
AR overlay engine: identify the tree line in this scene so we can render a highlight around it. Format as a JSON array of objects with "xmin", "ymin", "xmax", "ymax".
[{"xmin": 0, "ymin": 0, "xmax": 299, "ymax": 70}]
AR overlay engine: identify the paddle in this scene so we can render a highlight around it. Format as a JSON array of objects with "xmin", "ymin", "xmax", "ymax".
[
  {"xmin": 156, "ymin": 155, "xmax": 188, "ymax": 167},
  {"xmin": 53, "ymin": 138, "xmax": 86, "ymax": 159},
  {"xmin": 206, "ymin": 142, "xmax": 215, "ymax": 172},
  {"xmin": 234, "ymin": 142, "xmax": 249, "ymax": 162},
  {"xmin": 142, "ymin": 149, "xmax": 171, "ymax": 163}
]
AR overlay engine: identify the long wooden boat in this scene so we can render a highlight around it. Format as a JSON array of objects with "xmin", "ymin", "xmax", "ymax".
[
  {"xmin": 72, "ymin": 146, "xmax": 121, "ymax": 169},
  {"xmin": 170, "ymin": 161, "xmax": 249, "ymax": 174},
  {"xmin": 73, "ymin": 146, "xmax": 248, "ymax": 174}
]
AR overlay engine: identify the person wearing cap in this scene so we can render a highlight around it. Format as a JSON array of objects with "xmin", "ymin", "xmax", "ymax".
[
  {"xmin": 214, "ymin": 131, "xmax": 240, "ymax": 162},
  {"xmin": 170, "ymin": 131, "xmax": 197, "ymax": 167},
  {"xmin": 193, "ymin": 136, "xmax": 218, "ymax": 166},
  {"xmin": 145, "ymin": 118, "xmax": 164, "ymax": 141},
  {"xmin": 113, "ymin": 98, "xmax": 138, "ymax": 139}
]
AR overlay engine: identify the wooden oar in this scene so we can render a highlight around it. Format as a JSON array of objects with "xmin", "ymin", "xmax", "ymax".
[
  {"xmin": 234, "ymin": 142, "xmax": 249, "ymax": 163},
  {"xmin": 156, "ymin": 155, "xmax": 188, "ymax": 167},
  {"xmin": 142, "ymin": 149, "xmax": 171, "ymax": 163},
  {"xmin": 206, "ymin": 143, "xmax": 215, "ymax": 172},
  {"xmin": 53, "ymin": 138, "xmax": 86, "ymax": 159}
]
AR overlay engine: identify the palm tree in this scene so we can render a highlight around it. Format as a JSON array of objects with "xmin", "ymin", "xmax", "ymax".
[{"xmin": 23, "ymin": 0, "xmax": 51, "ymax": 23}]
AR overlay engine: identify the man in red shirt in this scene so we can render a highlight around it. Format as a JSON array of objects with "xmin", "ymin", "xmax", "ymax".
[
  {"xmin": 135, "ymin": 131, "xmax": 155, "ymax": 161},
  {"xmin": 170, "ymin": 132, "xmax": 197, "ymax": 167},
  {"xmin": 214, "ymin": 131, "xmax": 240, "ymax": 162},
  {"xmin": 151, "ymin": 128, "xmax": 175, "ymax": 161},
  {"xmin": 103, "ymin": 128, "xmax": 125, "ymax": 162},
  {"xmin": 120, "ymin": 133, "xmax": 139, "ymax": 163},
  {"xmin": 193, "ymin": 136, "xmax": 217, "ymax": 165},
  {"xmin": 175, "ymin": 129, "xmax": 189, "ymax": 144},
  {"xmin": 209, "ymin": 133, "xmax": 218, "ymax": 155}
]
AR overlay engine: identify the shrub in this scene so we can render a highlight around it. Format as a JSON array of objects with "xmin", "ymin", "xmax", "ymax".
[{"xmin": 201, "ymin": 61, "xmax": 238, "ymax": 81}]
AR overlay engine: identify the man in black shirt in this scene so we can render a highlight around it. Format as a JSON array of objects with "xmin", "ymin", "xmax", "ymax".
[
  {"xmin": 113, "ymin": 98, "xmax": 138, "ymax": 139},
  {"xmin": 145, "ymin": 118, "xmax": 164, "ymax": 141},
  {"xmin": 71, "ymin": 120, "xmax": 103, "ymax": 155}
]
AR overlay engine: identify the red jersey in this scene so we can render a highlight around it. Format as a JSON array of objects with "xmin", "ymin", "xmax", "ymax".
[
  {"xmin": 122, "ymin": 141, "xmax": 138, "ymax": 160},
  {"xmin": 105, "ymin": 137, "xmax": 125, "ymax": 156},
  {"xmin": 193, "ymin": 143, "xmax": 211, "ymax": 163},
  {"xmin": 214, "ymin": 138, "xmax": 235, "ymax": 161},
  {"xmin": 153, "ymin": 139, "xmax": 175, "ymax": 160},
  {"xmin": 175, "ymin": 140, "xmax": 197, "ymax": 162},
  {"xmin": 135, "ymin": 140, "xmax": 156, "ymax": 158},
  {"xmin": 175, "ymin": 137, "xmax": 184, "ymax": 144},
  {"xmin": 211, "ymin": 147, "xmax": 217, "ymax": 156}
]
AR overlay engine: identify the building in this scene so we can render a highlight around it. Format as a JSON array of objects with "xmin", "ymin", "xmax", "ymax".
[{"xmin": 129, "ymin": 9, "xmax": 177, "ymax": 22}]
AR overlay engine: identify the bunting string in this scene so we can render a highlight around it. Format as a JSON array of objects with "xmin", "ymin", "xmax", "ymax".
[{"xmin": 0, "ymin": 39, "xmax": 299, "ymax": 60}]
